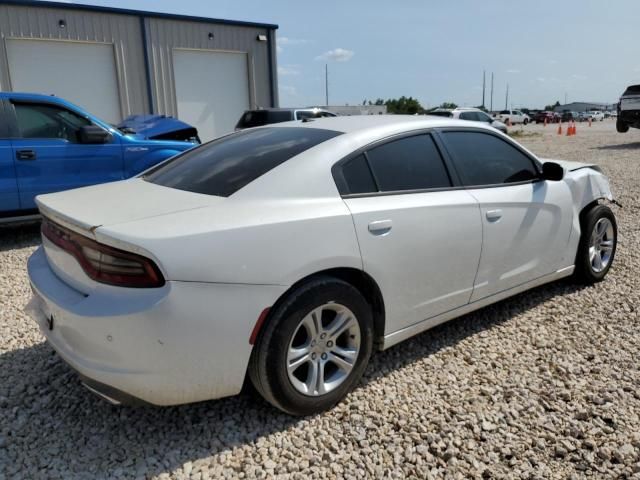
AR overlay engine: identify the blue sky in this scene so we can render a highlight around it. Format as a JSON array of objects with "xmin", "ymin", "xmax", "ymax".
[{"xmin": 48, "ymin": 0, "xmax": 640, "ymax": 109}]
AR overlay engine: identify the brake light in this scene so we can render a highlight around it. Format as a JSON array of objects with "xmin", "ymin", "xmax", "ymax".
[{"xmin": 41, "ymin": 218, "xmax": 165, "ymax": 288}]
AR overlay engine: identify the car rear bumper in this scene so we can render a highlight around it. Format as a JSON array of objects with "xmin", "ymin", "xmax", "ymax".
[{"xmin": 26, "ymin": 246, "xmax": 287, "ymax": 406}]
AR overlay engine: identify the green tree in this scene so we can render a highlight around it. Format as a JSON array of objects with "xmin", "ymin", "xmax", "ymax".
[
  {"xmin": 544, "ymin": 100, "xmax": 561, "ymax": 111},
  {"xmin": 439, "ymin": 102, "xmax": 458, "ymax": 109},
  {"xmin": 385, "ymin": 96, "xmax": 425, "ymax": 114}
]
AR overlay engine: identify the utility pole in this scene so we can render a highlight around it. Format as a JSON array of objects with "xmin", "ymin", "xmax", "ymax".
[
  {"xmin": 564, "ymin": 92, "xmax": 568, "ymax": 105},
  {"xmin": 490, "ymin": 72, "xmax": 494, "ymax": 112},
  {"xmin": 325, "ymin": 64, "xmax": 329, "ymax": 106},
  {"xmin": 505, "ymin": 84, "xmax": 509, "ymax": 110},
  {"xmin": 482, "ymin": 70, "xmax": 486, "ymax": 109}
]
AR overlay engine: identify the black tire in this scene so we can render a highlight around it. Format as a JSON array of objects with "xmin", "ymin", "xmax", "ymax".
[
  {"xmin": 574, "ymin": 205, "xmax": 617, "ymax": 284},
  {"xmin": 248, "ymin": 276, "xmax": 374, "ymax": 416},
  {"xmin": 524, "ymin": 118, "xmax": 529, "ymax": 125},
  {"xmin": 616, "ymin": 119, "xmax": 629, "ymax": 133}
]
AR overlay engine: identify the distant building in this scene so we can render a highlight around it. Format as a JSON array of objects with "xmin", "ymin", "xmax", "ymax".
[
  {"xmin": 313, "ymin": 105, "xmax": 387, "ymax": 116},
  {"xmin": 554, "ymin": 102, "xmax": 616, "ymax": 113}
]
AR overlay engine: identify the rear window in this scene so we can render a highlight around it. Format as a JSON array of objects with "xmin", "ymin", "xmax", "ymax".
[
  {"xmin": 623, "ymin": 85, "xmax": 640, "ymax": 95},
  {"xmin": 145, "ymin": 127, "xmax": 342, "ymax": 197},
  {"xmin": 235, "ymin": 110, "xmax": 293, "ymax": 129}
]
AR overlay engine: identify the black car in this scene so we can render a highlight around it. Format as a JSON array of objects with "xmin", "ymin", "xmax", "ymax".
[
  {"xmin": 235, "ymin": 108, "xmax": 336, "ymax": 130},
  {"xmin": 561, "ymin": 111, "xmax": 579, "ymax": 122}
]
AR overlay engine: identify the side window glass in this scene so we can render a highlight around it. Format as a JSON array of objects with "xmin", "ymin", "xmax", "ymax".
[
  {"xmin": 459, "ymin": 112, "xmax": 475, "ymax": 121},
  {"xmin": 14, "ymin": 103, "xmax": 90, "ymax": 142},
  {"xmin": 443, "ymin": 131, "xmax": 539, "ymax": 186},
  {"xmin": 365, "ymin": 134, "xmax": 451, "ymax": 192},
  {"xmin": 341, "ymin": 154, "xmax": 377, "ymax": 194}
]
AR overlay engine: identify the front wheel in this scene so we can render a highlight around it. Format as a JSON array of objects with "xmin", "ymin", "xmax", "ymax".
[
  {"xmin": 248, "ymin": 277, "xmax": 374, "ymax": 416},
  {"xmin": 523, "ymin": 118, "xmax": 529, "ymax": 125},
  {"xmin": 574, "ymin": 205, "xmax": 617, "ymax": 284}
]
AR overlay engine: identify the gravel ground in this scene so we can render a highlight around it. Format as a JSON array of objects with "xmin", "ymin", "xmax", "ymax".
[{"xmin": 1, "ymin": 120, "xmax": 639, "ymax": 479}]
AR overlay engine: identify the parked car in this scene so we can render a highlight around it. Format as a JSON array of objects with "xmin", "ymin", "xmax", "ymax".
[
  {"xmin": 428, "ymin": 107, "xmax": 508, "ymax": 133},
  {"xmin": 534, "ymin": 111, "xmax": 559, "ymax": 124},
  {"xmin": 561, "ymin": 111, "xmax": 580, "ymax": 122},
  {"xmin": 578, "ymin": 112, "xmax": 593, "ymax": 122},
  {"xmin": 589, "ymin": 111, "xmax": 605, "ymax": 122},
  {"xmin": 26, "ymin": 116, "xmax": 617, "ymax": 415},
  {"xmin": 617, "ymin": 84, "xmax": 640, "ymax": 133},
  {"xmin": 0, "ymin": 93, "xmax": 197, "ymax": 221},
  {"xmin": 235, "ymin": 108, "xmax": 336, "ymax": 130},
  {"xmin": 495, "ymin": 109, "xmax": 530, "ymax": 125}
]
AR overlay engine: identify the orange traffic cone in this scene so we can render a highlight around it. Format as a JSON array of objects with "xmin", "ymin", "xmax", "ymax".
[
  {"xmin": 566, "ymin": 122, "xmax": 572, "ymax": 136},
  {"xmin": 572, "ymin": 121, "xmax": 577, "ymax": 135},
  {"xmin": 557, "ymin": 122, "xmax": 562, "ymax": 135}
]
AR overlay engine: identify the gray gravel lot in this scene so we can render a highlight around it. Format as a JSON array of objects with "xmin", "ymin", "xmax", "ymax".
[{"xmin": 1, "ymin": 120, "xmax": 639, "ymax": 479}]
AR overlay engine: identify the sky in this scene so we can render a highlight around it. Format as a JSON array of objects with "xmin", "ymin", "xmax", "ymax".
[{"xmin": 45, "ymin": 0, "xmax": 640, "ymax": 109}]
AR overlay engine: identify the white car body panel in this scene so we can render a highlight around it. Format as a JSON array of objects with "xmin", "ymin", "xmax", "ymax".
[
  {"xmin": 26, "ymin": 115, "xmax": 616, "ymax": 405},
  {"xmin": 345, "ymin": 190, "xmax": 482, "ymax": 333}
]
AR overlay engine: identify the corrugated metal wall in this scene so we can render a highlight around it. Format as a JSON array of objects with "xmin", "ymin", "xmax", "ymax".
[
  {"xmin": 145, "ymin": 17, "xmax": 274, "ymax": 116},
  {"xmin": 0, "ymin": 3, "xmax": 278, "ymax": 121},
  {"xmin": 0, "ymin": 4, "xmax": 149, "ymax": 116}
]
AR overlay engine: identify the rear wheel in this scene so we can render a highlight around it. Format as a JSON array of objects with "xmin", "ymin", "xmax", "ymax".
[
  {"xmin": 248, "ymin": 277, "xmax": 373, "ymax": 416},
  {"xmin": 524, "ymin": 118, "xmax": 529, "ymax": 125},
  {"xmin": 574, "ymin": 205, "xmax": 617, "ymax": 284}
]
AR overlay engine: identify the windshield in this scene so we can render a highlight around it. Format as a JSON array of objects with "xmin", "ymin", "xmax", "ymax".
[
  {"xmin": 235, "ymin": 110, "xmax": 293, "ymax": 129},
  {"xmin": 144, "ymin": 127, "xmax": 342, "ymax": 197}
]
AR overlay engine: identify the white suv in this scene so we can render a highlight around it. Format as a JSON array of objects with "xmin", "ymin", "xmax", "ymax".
[{"xmin": 429, "ymin": 108, "xmax": 508, "ymax": 133}]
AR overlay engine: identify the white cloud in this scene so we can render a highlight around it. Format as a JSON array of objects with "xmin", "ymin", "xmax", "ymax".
[
  {"xmin": 315, "ymin": 48, "xmax": 355, "ymax": 62},
  {"xmin": 506, "ymin": 69, "xmax": 521, "ymax": 74},
  {"xmin": 278, "ymin": 65, "xmax": 300, "ymax": 76},
  {"xmin": 280, "ymin": 85, "xmax": 298, "ymax": 97},
  {"xmin": 278, "ymin": 37, "xmax": 308, "ymax": 46}
]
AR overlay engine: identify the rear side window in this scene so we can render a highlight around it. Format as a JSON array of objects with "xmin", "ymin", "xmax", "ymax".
[
  {"xmin": 364, "ymin": 134, "xmax": 451, "ymax": 192},
  {"xmin": 459, "ymin": 112, "xmax": 479, "ymax": 121},
  {"xmin": 442, "ymin": 131, "xmax": 539, "ymax": 186},
  {"xmin": 341, "ymin": 155, "xmax": 376, "ymax": 194},
  {"xmin": 145, "ymin": 127, "xmax": 342, "ymax": 197}
]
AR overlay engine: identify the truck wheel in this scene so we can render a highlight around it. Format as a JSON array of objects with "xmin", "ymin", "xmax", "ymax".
[
  {"xmin": 523, "ymin": 118, "xmax": 529, "ymax": 125},
  {"xmin": 616, "ymin": 120, "xmax": 629, "ymax": 133}
]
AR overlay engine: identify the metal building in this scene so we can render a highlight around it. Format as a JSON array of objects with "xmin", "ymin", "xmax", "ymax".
[
  {"xmin": 553, "ymin": 102, "xmax": 615, "ymax": 113},
  {"xmin": 0, "ymin": 0, "xmax": 278, "ymax": 141}
]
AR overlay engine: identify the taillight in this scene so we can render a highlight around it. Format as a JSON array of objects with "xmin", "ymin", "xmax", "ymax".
[{"xmin": 41, "ymin": 218, "xmax": 165, "ymax": 288}]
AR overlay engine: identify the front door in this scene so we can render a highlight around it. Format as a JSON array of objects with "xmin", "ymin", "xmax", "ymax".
[
  {"xmin": 338, "ymin": 133, "xmax": 483, "ymax": 334},
  {"xmin": 440, "ymin": 129, "xmax": 573, "ymax": 301},
  {"xmin": 9, "ymin": 101, "xmax": 123, "ymax": 209}
]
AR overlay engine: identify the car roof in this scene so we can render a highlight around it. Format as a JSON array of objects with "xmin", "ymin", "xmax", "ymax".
[{"xmin": 265, "ymin": 114, "xmax": 497, "ymax": 135}]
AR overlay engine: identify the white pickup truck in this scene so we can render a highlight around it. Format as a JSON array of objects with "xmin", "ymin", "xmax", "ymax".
[
  {"xmin": 617, "ymin": 84, "xmax": 640, "ymax": 133},
  {"xmin": 495, "ymin": 109, "xmax": 530, "ymax": 125}
]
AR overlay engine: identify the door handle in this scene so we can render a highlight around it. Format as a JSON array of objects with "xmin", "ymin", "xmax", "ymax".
[
  {"xmin": 16, "ymin": 149, "xmax": 36, "ymax": 161},
  {"xmin": 486, "ymin": 209, "xmax": 503, "ymax": 222},
  {"xmin": 368, "ymin": 219, "xmax": 392, "ymax": 236}
]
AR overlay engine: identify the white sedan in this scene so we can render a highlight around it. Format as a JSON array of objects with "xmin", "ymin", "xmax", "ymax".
[{"xmin": 26, "ymin": 116, "xmax": 618, "ymax": 415}]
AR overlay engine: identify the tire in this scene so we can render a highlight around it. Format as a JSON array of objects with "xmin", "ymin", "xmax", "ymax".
[
  {"xmin": 574, "ymin": 205, "xmax": 617, "ymax": 284},
  {"xmin": 524, "ymin": 118, "xmax": 529, "ymax": 125},
  {"xmin": 616, "ymin": 119, "xmax": 629, "ymax": 133},
  {"xmin": 248, "ymin": 276, "xmax": 374, "ymax": 416}
]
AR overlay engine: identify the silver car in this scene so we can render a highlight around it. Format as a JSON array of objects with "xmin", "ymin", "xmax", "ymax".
[{"xmin": 428, "ymin": 108, "xmax": 508, "ymax": 133}]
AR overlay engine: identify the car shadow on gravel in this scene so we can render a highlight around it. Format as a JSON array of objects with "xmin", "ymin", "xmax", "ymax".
[
  {"xmin": 0, "ymin": 222, "xmax": 41, "ymax": 252},
  {"xmin": 1, "ymin": 279, "xmax": 586, "ymax": 478},
  {"xmin": 361, "ymin": 279, "xmax": 587, "ymax": 387},
  {"xmin": 593, "ymin": 142, "xmax": 640, "ymax": 151}
]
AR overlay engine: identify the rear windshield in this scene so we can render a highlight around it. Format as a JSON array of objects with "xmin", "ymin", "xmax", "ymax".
[
  {"xmin": 623, "ymin": 85, "xmax": 640, "ymax": 95},
  {"xmin": 236, "ymin": 110, "xmax": 293, "ymax": 128},
  {"xmin": 144, "ymin": 127, "xmax": 342, "ymax": 197}
]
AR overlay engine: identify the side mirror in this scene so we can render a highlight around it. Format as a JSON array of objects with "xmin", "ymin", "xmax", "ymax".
[
  {"xmin": 541, "ymin": 162, "xmax": 564, "ymax": 181},
  {"xmin": 78, "ymin": 125, "xmax": 111, "ymax": 144}
]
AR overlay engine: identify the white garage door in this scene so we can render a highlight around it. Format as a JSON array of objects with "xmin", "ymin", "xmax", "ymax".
[
  {"xmin": 6, "ymin": 39, "xmax": 122, "ymax": 124},
  {"xmin": 173, "ymin": 49, "xmax": 250, "ymax": 142}
]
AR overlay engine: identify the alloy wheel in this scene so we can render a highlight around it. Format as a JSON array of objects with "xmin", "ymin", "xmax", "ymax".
[{"xmin": 589, "ymin": 217, "xmax": 615, "ymax": 273}]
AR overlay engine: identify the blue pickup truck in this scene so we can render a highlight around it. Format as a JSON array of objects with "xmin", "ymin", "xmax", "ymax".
[{"xmin": 0, "ymin": 93, "xmax": 197, "ymax": 221}]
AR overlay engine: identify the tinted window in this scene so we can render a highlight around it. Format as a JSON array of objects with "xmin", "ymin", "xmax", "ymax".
[
  {"xmin": 459, "ymin": 112, "xmax": 479, "ymax": 121},
  {"xmin": 476, "ymin": 112, "xmax": 493, "ymax": 122},
  {"xmin": 366, "ymin": 135, "xmax": 451, "ymax": 191},
  {"xmin": 341, "ymin": 154, "xmax": 376, "ymax": 194},
  {"xmin": 235, "ymin": 110, "xmax": 293, "ymax": 129},
  {"xmin": 443, "ymin": 131, "xmax": 539, "ymax": 186},
  {"xmin": 14, "ymin": 103, "xmax": 90, "ymax": 142},
  {"xmin": 145, "ymin": 127, "xmax": 342, "ymax": 197}
]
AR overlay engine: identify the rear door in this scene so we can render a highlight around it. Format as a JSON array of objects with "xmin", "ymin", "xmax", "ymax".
[
  {"xmin": 336, "ymin": 133, "xmax": 482, "ymax": 334},
  {"xmin": 439, "ymin": 129, "xmax": 573, "ymax": 301},
  {"xmin": 8, "ymin": 101, "xmax": 123, "ymax": 209},
  {"xmin": 0, "ymin": 100, "xmax": 20, "ymax": 214}
]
